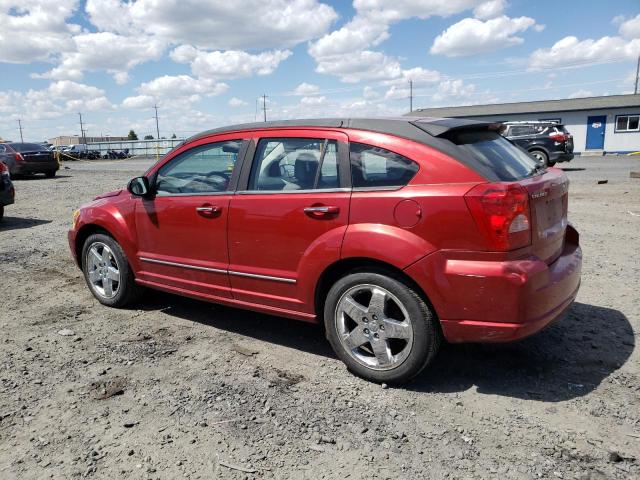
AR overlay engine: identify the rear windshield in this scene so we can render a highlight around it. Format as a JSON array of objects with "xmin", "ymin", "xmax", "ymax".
[
  {"xmin": 447, "ymin": 130, "xmax": 538, "ymax": 181},
  {"xmin": 10, "ymin": 143, "xmax": 46, "ymax": 152}
]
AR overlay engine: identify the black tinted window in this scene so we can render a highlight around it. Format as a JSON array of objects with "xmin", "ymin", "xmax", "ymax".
[
  {"xmin": 156, "ymin": 140, "xmax": 240, "ymax": 195},
  {"xmin": 249, "ymin": 138, "xmax": 339, "ymax": 191},
  {"xmin": 11, "ymin": 143, "xmax": 45, "ymax": 152},
  {"xmin": 350, "ymin": 143, "xmax": 418, "ymax": 188},
  {"xmin": 447, "ymin": 130, "xmax": 537, "ymax": 181}
]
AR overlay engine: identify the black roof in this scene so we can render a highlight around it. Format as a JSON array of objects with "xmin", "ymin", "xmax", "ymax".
[
  {"xmin": 185, "ymin": 117, "xmax": 503, "ymax": 181},
  {"xmin": 189, "ymin": 117, "xmax": 494, "ymax": 142}
]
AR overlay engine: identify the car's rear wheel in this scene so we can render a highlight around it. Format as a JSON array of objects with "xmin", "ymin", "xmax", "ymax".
[
  {"xmin": 324, "ymin": 271, "xmax": 441, "ymax": 384},
  {"xmin": 0, "ymin": 205, "xmax": 4, "ymax": 221},
  {"xmin": 530, "ymin": 149, "xmax": 554, "ymax": 166},
  {"xmin": 81, "ymin": 233, "xmax": 142, "ymax": 307},
  {"xmin": 45, "ymin": 170, "xmax": 56, "ymax": 178}
]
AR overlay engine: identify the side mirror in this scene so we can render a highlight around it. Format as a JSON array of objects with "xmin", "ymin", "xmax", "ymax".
[{"xmin": 127, "ymin": 176, "xmax": 151, "ymax": 197}]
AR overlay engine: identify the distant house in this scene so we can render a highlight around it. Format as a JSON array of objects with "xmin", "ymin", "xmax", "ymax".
[
  {"xmin": 406, "ymin": 94, "xmax": 640, "ymax": 154},
  {"xmin": 48, "ymin": 135, "xmax": 128, "ymax": 146}
]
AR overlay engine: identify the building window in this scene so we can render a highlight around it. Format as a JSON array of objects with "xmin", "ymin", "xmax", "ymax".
[
  {"xmin": 615, "ymin": 115, "xmax": 640, "ymax": 132},
  {"xmin": 539, "ymin": 118, "xmax": 561, "ymax": 124}
]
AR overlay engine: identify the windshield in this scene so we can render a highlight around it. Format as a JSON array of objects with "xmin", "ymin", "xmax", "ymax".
[
  {"xmin": 447, "ymin": 130, "xmax": 539, "ymax": 181},
  {"xmin": 11, "ymin": 143, "xmax": 47, "ymax": 152}
]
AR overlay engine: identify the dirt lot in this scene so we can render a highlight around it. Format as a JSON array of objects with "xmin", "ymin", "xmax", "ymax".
[{"xmin": 1, "ymin": 155, "xmax": 639, "ymax": 479}]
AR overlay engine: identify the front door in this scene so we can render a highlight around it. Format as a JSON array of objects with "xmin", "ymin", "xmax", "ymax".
[
  {"xmin": 227, "ymin": 131, "xmax": 350, "ymax": 314},
  {"xmin": 586, "ymin": 115, "xmax": 606, "ymax": 150},
  {"xmin": 134, "ymin": 138, "xmax": 244, "ymax": 299}
]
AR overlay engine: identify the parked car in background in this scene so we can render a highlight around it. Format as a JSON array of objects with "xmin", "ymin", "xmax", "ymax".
[
  {"xmin": 0, "ymin": 142, "xmax": 59, "ymax": 177},
  {"xmin": 501, "ymin": 121, "xmax": 574, "ymax": 166},
  {"xmin": 0, "ymin": 160, "xmax": 15, "ymax": 221},
  {"xmin": 69, "ymin": 117, "xmax": 582, "ymax": 383}
]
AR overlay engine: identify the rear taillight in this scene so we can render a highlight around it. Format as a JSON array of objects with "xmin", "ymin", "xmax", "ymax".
[
  {"xmin": 464, "ymin": 183, "xmax": 532, "ymax": 251},
  {"xmin": 0, "ymin": 161, "xmax": 7, "ymax": 174},
  {"xmin": 549, "ymin": 132, "xmax": 567, "ymax": 142},
  {"xmin": 14, "ymin": 152, "xmax": 24, "ymax": 162}
]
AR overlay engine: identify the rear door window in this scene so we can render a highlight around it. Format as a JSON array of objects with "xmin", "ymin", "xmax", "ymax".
[
  {"xmin": 248, "ymin": 138, "xmax": 339, "ymax": 191},
  {"xmin": 349, "ymin": 143, "xmax": 418, "ymax": 188},
  {"xmin": 446, "ymin": 130, "xmax": 538, "ymax": 181}
]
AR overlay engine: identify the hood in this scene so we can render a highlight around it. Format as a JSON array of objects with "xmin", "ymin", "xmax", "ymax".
[{"xmin": 93, "ymin": 189, "xmax": 123, "ymax": 200}]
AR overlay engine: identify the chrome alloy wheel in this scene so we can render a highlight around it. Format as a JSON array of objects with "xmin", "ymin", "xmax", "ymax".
[
  {"xmin": 334, "ymin": 284, "xmax": 414, "ymax": 371},
  {"xmin": 531, "ymin": 151, "xmax": 546, "ymax": 163},
  {"xmin": 86, "ymin": 242, "xmax": 121, "ymax": 299}
]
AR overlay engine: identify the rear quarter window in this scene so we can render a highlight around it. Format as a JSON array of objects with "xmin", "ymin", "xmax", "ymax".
[
  {"xmin": 446, "ymin": 130, "xmax": 538, "ymax": 181},
  {"xmin": 350, "ymin": 143, "xmax": 418, "ymax": 188}
]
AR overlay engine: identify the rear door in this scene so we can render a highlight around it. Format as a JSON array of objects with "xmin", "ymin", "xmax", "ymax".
[{"xmin": 227, "ymin": 130, "xmax": 350, "ymax": 314}]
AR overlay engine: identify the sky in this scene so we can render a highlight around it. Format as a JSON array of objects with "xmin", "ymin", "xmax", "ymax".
[{"xmin": 0, "ymin": 0, "xmax": 639, "ymax": 142}]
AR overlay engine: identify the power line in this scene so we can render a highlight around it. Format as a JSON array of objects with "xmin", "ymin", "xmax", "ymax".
[
  {"xmin": 261, "ymin": 94, "xmax": 268, "ymax": 122},
  {"xmin": 154, "ymin": 104, "xmax": 160, "ymax": 139},
  {"xmin": 17, "ymin": 119, "xmax": 24, "ymax": 142}
]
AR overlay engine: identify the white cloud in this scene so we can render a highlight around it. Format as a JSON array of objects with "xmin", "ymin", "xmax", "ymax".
[
  {"xmin": 171, "ymin": 45, "xmax": 292, "ymax": 80},
  {"xmin": 529, "ymin": 36, "xmax": 640, "ymax": 70},
  {"xmin": 619, "ymin": 14, "xmax": 640, "ymax": 39},
  {"xmin": 384, "ymin": 67, "xmax": 441, "ymax": 87},
  {"xmin": 0, "ymin": 0, "xmax": 79, "ymax": 63},
  {"xmin": 293, "ymin": 83, "xmax": 321, "ymax": 96},
  {"xmin": 35, "ymin": 32, "xmax": 165, "ymax": 84},
  {"xmin": 0, "ymin": 80, "xmax": 113, "ymax": 122},
  {"xmin": 473, "ymin": 0, "xmax": 506, "ymax": 20},
  {"xmin": 432, "ymin": 79, "xmax": 476, "ymax": 102},
  {"xmin": 568, "ymin": 89, "xmax": 593, "ymax": 99},
  {"xmin": 228, "ymin": 97, "xmax": 248, "ymax": 107},
  {"xmin": 308, "ymin": 0, "xmax": 481, "ymax": 83},
  {"xmin": 122, "ymin": 95, "xmax": 156, "ymax": 109},
  {"xmin": 314, "ymin": 50, "xmax": 403, "ymax": 83},
  {"xmin": 136, "ymin": 75, "xmax": 229, "ymax": 99},
  {"xmin": 430, "ymin": 15, "xmax": 538, "ymax": 57},
  {"xmin": 86, "ymin": 0, "xmax": 337, "ymax": 50},
  {"xmin": 362, "ymin": 86, "xmax": 380, "ymax": 99}
]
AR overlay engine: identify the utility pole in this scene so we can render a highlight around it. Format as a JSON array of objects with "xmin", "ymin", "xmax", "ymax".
[
  {"xmin": 635, "ymin": 54, "xmax": 640, "ymax": 95},
  {"xmin": 409, "ymin": 79, "xmax": 413, "ymax": 112},
  {"xmin": 17, "ymin": 119, "xmax": 24, "ymax": 142},
  {"xmin": 78, "ymin": 112, "xmax": 86, "ymax": 144},
  {"xmin": 262, "ymin": 94, "xmax": 268, "ymax": 122},
  {"xmin": 154, "ymin": 104, "xmax": 160, "ymax": 139}
]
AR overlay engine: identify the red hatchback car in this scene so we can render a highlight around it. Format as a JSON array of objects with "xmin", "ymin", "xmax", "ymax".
[{"xmin": 69, "ymin": 118, "xmax": 582, "ymax": 383}]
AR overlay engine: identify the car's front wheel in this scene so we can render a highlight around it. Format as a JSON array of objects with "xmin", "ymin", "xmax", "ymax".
[
  {"xmin": 324, "ymin": 271, "xmax": 441, "ymax": 384},
  {"xmin": 81, "ymin": 233, "xmax": 142, "ymax": 307}
]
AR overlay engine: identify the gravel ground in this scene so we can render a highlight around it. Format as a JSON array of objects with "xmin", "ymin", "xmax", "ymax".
[{"xmin": 0, "ymin": 155, "xmax": 639, "ymax": 479}]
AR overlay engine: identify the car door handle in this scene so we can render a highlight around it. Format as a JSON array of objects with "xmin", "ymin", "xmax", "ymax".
[
  {"xmin": 304, "ymin": 205, "xmax": 340, "ymax": 216},
  {"xmin": 196, "ymin": 206, "xmax": 221, "ymax": 215}
]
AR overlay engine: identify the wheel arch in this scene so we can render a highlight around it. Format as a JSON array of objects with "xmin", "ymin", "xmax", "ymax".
[
  {"xmin": 74, "ymin": 224, "xmax": 114, "ymax": 268},
  {"xmin": 314, "ymin": 257, "xmax": 438, "ymax": 321}
]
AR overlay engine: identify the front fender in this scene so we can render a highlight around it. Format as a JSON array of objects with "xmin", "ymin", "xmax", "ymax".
[
  {"xmin": 341, "ymin": 223, "xmax": 436, "ymax": 269},
  {"xmin": 74, "ymin": 196, "xmax": 138, "ymax": 269}
]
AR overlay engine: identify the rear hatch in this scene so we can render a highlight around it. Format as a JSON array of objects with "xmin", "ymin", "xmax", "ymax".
[
  {"xmin": 441, "ymin": 128, "xmax": 569, "ymax": 264},
  {"xmin": 11, "ymin": 143, "xmax": 56, "ymax": 163},
  {"xmin": 558, "ymin": 125, "xmax": 574, "ymax": 153}
]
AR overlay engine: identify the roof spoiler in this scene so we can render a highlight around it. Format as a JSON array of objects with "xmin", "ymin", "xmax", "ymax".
[{"xmin": 409, "ymin": 117, "xmax": 504, "ymax": 137}]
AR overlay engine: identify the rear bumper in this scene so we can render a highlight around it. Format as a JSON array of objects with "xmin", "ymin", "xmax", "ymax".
[
  {"xmin": 13, "ymin": 162, "xmax": 59, "ymax": 174},
  {"xmin": 550, "ymin": 151, "xmax": 574, "ymax": 163},
  {"xmin": 68, "ymin": 229, "xmax": 80, "ymax": 267},
  {"xmin": 405, "ymin": 226, "xmax": 582, "ymax": 343}
]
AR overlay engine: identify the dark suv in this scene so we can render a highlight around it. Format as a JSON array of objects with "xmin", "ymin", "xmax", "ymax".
[{"xmin": 501, "ymin": 121, "xmax": 574, "ymax": 166}]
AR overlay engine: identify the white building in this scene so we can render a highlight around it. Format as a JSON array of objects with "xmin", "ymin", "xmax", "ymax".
[{"xmin": 407, "ymin": 94, "xmax": 640, "ymax": 154}]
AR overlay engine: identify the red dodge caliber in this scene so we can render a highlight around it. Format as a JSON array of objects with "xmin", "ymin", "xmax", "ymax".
[{"xmin": 69, "ymin": 118, "xmax": 582, "ymax": 383}]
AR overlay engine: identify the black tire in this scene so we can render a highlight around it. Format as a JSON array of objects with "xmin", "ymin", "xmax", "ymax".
[
  {"xmin": 81, "ymin": 233, "xmax": 142, "ymax": 307},
  {"xmin": 45, "ymin": 170, "xmax": 56, "ymax": 178},
  {"xmin": 324, "ymin": 271, "xmax": 441, "ymax": 384},
  {"xmin": 0, "ymin": 205, "xmax": 4, "ymax": 222},
  {"xmin": 529, "ymin": 149, "xmax": 549, "ymax": 166}
]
